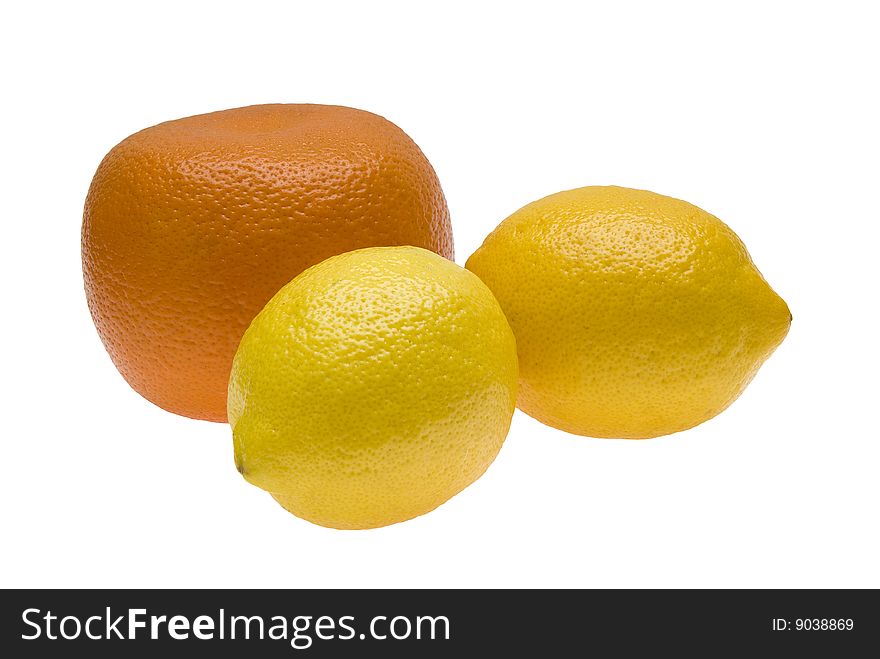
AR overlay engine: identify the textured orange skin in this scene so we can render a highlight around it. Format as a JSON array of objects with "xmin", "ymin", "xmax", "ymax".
[{"xmin": 83, "ymin": 104, "xmax": 453, "ymax": 422}]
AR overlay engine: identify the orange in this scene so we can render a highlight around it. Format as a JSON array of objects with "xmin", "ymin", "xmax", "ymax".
[{"xmin": 82, "ymin": 104, "xmax": 453, "ymax": 422}]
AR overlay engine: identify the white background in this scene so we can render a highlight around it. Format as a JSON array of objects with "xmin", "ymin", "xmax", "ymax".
[{"xmin": 2, "ymin": 1, "xmax": 878, "ymax": 589}]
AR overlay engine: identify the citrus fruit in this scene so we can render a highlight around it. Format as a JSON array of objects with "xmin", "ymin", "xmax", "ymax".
[
  {"xmin": 228, "ymin": 246, "xmax": 518, "ymax": 529},
  {"xmin": 82, "ymin": 104, "xmax": 453, "ymax": 422},
  {"xmin": 466, "ymin": 186, "xmax": 790, "ymax": 439}
]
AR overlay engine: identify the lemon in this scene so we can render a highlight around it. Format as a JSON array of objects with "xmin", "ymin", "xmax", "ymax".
[
  {"xmin": 228, "ymin": 246, "xmax": 518, "ymax": 529},
  {"xmin": 466, "ymin": 186, "xmax": 790, "ymax": 439}
]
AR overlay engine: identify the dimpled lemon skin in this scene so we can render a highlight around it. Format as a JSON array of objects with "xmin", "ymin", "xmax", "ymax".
[
  {"xmin": 228, "ymin": 247, "xmax": 518, "ymax": 529},
  {"xmin": 466, "ymin": 186, "xmax": 791, "ymax": 439}
]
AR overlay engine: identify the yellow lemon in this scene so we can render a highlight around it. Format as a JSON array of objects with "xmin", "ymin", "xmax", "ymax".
[
  {"xmin": 466, "ymin": 186, "xmax": 790, "ymax": 439},
  {"xmin": 228, "ymin": 246, "xmax": 518, "ymax": 529}
]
